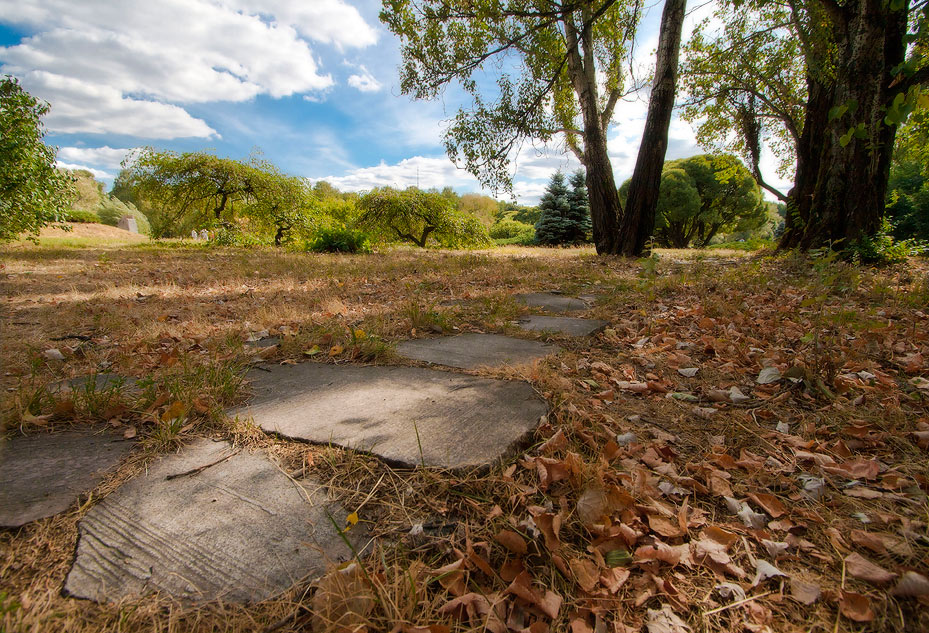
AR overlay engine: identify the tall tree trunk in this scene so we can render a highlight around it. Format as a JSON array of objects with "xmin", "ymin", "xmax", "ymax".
[
  {"xmin": 584, "ymin": 124, "xmax": 622, "ymax": 254},
  {"xmin": 617, "ymin": 0, "xmax": 687, "ymax": 257},
  {"xmin": 781, "ymin": 0, "xmax": 907, "ymax": 251},
  {"xmin": 564, "ymin": 9, "xmax": 622, "ymax": 255}
]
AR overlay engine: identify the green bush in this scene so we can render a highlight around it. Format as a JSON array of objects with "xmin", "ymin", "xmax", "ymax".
[
  {"xmin": 64, "ymin": 209, "xmax": 100, "ymax": 223},
  {"xmin": 489, "ymin": 219, "xmax": 533, "ymax": 239},
  {"xmin": 494, "ymin": 230, "xmax": 537, "ymax": 246},
  {"xmin": 212, "ymin": 225, "xmax": 269, "ymax": 247},
  {"xmin": 845, "ymin": 218, "xmax": 927, "ymax": 264},
  {"xmin": 305, "ymin": 226, "xmax": 372, "ymax": 253}
]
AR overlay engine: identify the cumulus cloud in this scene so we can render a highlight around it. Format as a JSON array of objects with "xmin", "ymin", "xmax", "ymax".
[
  {"xmin": 56, "ymin": 146, "xmax": 133, "ymax": 169},
  {"xmin": 347, "ymin": 66, "xmax": 383, "ymax": 93},
  {"xmin": 314, "ymin": 156, "xmax": 482, "ymax": 192},
  {"xmin": 56, "ymin": 161, "xmax": 113, "ymax": 180},
  {"xmin": 0, "ymin": 0, "xmax": 376, "ymax": 138}
]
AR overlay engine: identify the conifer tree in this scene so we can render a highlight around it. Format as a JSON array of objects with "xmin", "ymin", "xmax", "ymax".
[
  {"xmin": 567, "ymin": 169, "xmax": 592, "ymax": 243},
  {"xmin": 534, "ymin": 172, "xmax": 573, "ymax": 245}
]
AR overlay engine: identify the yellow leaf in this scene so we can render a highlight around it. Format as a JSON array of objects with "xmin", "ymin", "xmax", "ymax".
[
  {"xmin": 161, "ymin": 400, "xmax": 186, "ymax": 422},
  {"xmin": 346, "ymin": 511, "xmax": 359, "ymax": 529},
  {"xmin": 329, "ymin": 345, "xmax": 344, "ymax": 357},
  {"xmin": 303, "ymin": 345, "xmax": 321, "ymax": 356},
  {"xmin": 353, "ymin": 329, "xmax": 367, "ymax": 340}
]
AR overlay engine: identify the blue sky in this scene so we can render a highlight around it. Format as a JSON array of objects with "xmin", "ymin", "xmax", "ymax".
[{"xmin": 0, "ymin": 0, "xmax": 791, "ymax": 204}]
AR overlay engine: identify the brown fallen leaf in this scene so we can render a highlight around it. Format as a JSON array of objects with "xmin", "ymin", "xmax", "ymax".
[
  {"xmin": 311, "ymin": 563, "xmax": 374, "ymax": 633},
  {"xmin": 648, "ymin": 514, "xmax": 685, "ymax": 538},
  {"xmin": 438, "ymin": 593, "xmax": 506, "ymax": 633},
  {"xmin": 600, "ymin": 566, "xmax": 631, "ymax": 594},
  {"xmin": 569, "ymin": 558, "xmax": 599, "ymax": 592},
  {"xmin": 505, "ymin": 571, "xmax": 562, "ymax": 620},
  {"xmin": 844, "ymin": 552, "xmax": 897, "ymax": 585},
  {"xmin": 789, "ymin": 578, "xmax": 821, "ymax": 605},
  {"xmin": 839, "ymin": 591, "xmax": 874, "ymax": 622},
  {"xmin": 747, "ymin": 492, "xmax": 787, "ymax": 518},
  {"xmin": 495, "ymin": 529, "xmax": 528, "ymax": 556},
  {"xmin": 528, "ymin": 507, "xmax": 562, "ymax": 551},
  {"xmin": 646, "ymin": 604, "xmax": 691, "ymax": 633},
  {"xmin": 849, "ymin": 530, "xmax": 886, "ymax": 555},
  {"xmin": 891, "ymin": 571, "xmax": 929, "ymax": 597},
  {"xmin": 822, "ymin": 458, "xmax": 880, "ymax": 480}
]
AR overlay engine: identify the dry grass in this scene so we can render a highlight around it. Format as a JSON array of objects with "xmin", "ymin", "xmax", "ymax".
[{"xmin": 1, "ymin": 240, "xmax": 928, "ymax": 632}]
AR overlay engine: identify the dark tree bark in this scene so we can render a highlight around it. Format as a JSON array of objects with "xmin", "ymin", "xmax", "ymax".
[
  {"xmin": 616, "ymin": 0, "xmax": 687, "ymax": 257},
  {"xmin": 780, "ymin": 0, "xmax": 908, "ymax": 250}
]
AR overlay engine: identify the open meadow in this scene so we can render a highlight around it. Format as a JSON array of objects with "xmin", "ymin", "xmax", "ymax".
[{"xmin": 2, "ymin": 234, "xmax": 928, "ymax": 633}]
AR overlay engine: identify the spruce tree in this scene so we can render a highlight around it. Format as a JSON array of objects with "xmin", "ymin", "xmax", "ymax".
[
  {"xmin": 567, "ymin": 169, "xmax": 592, "ymax": 243},
  {"xmin": 534, "ymin": 172, "xmax": 573, "ymax": 245}
]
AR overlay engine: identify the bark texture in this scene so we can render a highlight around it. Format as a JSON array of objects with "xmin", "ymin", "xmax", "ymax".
[
  {"xmin": 617, "ymin": 0, "xmax": 687, "ymax": 257},
  {"xmin": 780, "ymin": 0, "xmax": 908, "ymax": 250}
]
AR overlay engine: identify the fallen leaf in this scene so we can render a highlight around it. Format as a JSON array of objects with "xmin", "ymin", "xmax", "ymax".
[
  {"xmin": 839, "ymin": 591, "xmax": 874, "ymax": 622},
  {"xmin": 823, "ymin": 458, "xmax": 880, "ymax": 480},
  {"xmin": 678, "ymin": 367, "xmax": 699, "ymax": 377},
  {"xmin": 495, "ymin": 529, "xmax": 528, "ymax": 556},
  {"xmin": 328, "ymin": 344, "xmax": 344, "ymax": 357},
  {"xmin": 756, "ymin": 367, "xmax": 781, "ymax": 384},
  {"xmin": 576, "ymin": 486, "xmax": 609, "ymax": 527},
  {"xmin": 844, "ymin": 552, "xmax": 896, "ymax": 585},
  {"xmin": 891, "ymin": 571, "xmax": 929, "ymax": 597},
  {"xmin": 747, "ymin": 492, "xmax": 787, "ymax": 518},
  {"xmin": 599, "ymin": 566, "xmax": 630, "ymax": 593},
  {"xmin": 646, "ymin": 604, "xmax": 691, "ymax": 633},
  {"xmin": 123, "ymin": 426, "xmax": 137, "ymax": 439},
  {"xmin": 789, "ymin": 578, "xmax": 821, "ymax": 605},
  {"xmin": 751, "ymin": 560, "xmax": 787, "ymax": 587},
  {"xmin": 311, "ymin": 563, "xmax": 374, "ymax": 633},
  {"xmin": 569, "ymin": 558, "xmax": 599, "ymax": 592},
  {"xmin": 439, "ymin": 593, "xmax": 506, "ymax": 633}
]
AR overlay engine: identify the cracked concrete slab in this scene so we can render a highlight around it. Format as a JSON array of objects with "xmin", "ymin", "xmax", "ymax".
[
  {"xmin": 396, "ymin": 333, "xmax": 558, "ymax": 370},
  {"xmin": 65, "ymin": 438, "xmax": 361, "ymax": 604},
  {"xmin": 0, "ymin": 429, "xmax": 134, "ymax": 528},
  {"xmin": 516, "ymin": 315, "xmax": 608, "ymax": 337},
  {"xmin": 515, "ymin": 292, "xmax": 589, "ymax": 313},
  {"xmin": 229, "ymin": 363, "xmax": 548, "ymax": 469}
]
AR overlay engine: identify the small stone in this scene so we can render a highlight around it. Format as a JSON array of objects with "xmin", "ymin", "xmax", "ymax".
[
  {"xmin": 43, "ymin": 348, "xmax": 65, "ymax": 361},
  {"xmin": 678, "ymin": 367, "xmax": 699, "ymax": 377},
  {"xmin": 616, "ymin": 432, "xmax": 637, "ymax": 446}
]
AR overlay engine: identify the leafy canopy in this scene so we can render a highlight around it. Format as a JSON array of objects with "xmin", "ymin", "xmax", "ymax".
[
  {"xmin": 358, "ymin": 187, "xmax": 491, "ymax": 248},
  {"xmin": 0, "ymin": 76, "xmax": 74, "ymax": 241},
  {"xmin": 381, "ymin": 0, "xmax": 638, "ymax": 193}
]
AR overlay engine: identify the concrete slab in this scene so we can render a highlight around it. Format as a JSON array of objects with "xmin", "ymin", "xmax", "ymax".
[
  {"xmin": 0, "ymin": 429, "xmax": 134, "ymax": 528},
  {"xmin": 516, "ymin": 315, "xmax": 608, "ymax": 337},
  {"xmin": 229, "ymin": 363, "xmax": 548, "ymax": 469},
  {"xmin": 396, "ymin": 333, "xmax": 558, "ymax": 370},
  {"xmin": 515, "ymin": 292, "xmax": 588, "ymax": 313},
  {"xmin": 49, "ymin": 373, "xmax": 139, "ymax": 396},
  {"xmin": 65, "ymin": 438, "xmax": 361, "ymax": 604}
]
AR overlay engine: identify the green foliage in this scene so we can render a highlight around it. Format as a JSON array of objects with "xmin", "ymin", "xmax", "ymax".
[
  {"xmin": 621, "ymin": 154, "xmax": 766, "ymax": 248},
  {"xmin": 886, "ymin": 97, "xmax": 929, "ymax": 242},
  {"xmin": 381, "ymin": 1, "xmax": 639, "ymax": 194},
  {"xmin": 489, "ymin": 219, "xmax": 534, "ymax": 240},
  {"xmin": 457, "ymin": 193, "xmax": 499, "ymax": 227},
  {"xmin": 305, "ymin": 225, "xmax": 372, "ymax": 254},
  {"xmin": 845, "ymin": 218, "xmax": 926, "ymax": 264},
  {"xmin": 534, "ymin": 171, "xmax": 590, "ymax": 245},
  {"xmin": 0, "ymin": 76, "xmax": 75, "ymax": 241},
  {"xmin": 358, "ymin": 187, "xmax": 491, "ymax": 248},
  {"xmin": 68, "ymin": 169, "xmax": 105, "ymax": 212},
  {"xmin": 64, "ymin": 209, "xmax": 100, "ymax": 223}
]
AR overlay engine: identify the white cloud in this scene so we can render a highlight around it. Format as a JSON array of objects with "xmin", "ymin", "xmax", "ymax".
[
  {"xmin": 57, "ymin": 146, "xmax": 133, "ymax": 169},
  {"xmin": 0, "ymin": 0, "xmax": 378, "ymax": 138},
  {"xmin": 347, "ymin": 66, "xmax": 383, "ymax": 93},
  {"xmin": 56, "ymin": 161, "xmax": 113, "ymax": 180},
  {"xmin": 314, "ymin": 155, "xmax": 482, "ymax": 192}
]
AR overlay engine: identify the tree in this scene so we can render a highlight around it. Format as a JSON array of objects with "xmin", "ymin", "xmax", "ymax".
[
  {"xmin": 358, "ymin": 187, "xmax": 491, "ymax": 248},
  {"xmin": 885, "ymin": 97, "xmax": 929, "ymax": 241},
  {"xmin": 381, "ymin": 0, "xmax": 640, "ymax": 254},
  {"xmin": 534, "ymin": 172, "xmax": 574, "ymax": 245},
  {"xmin": 620, "ymin": 154, "xmax": 767, "ymax": 247},
  {"xmin": 617, "ymin": 0, "xmax": 688, "ymax": 256},
  {"xmin": 680, "ymin": 4, "xmax": 804, "ymax": 203},
  {"xmin": 566, "ymin": 169, "xmax": 592, "ymax": 241},
  {"xmin": 682, "ymin": 0, "xmax": 927, "ymax": 251},
  {"xmin": 244, "ymin": 162, "xmax": 315, "ymax": 246},
  {"xmin": 0, "ymin": 76, "xmax": 74, "ymax": 241}
]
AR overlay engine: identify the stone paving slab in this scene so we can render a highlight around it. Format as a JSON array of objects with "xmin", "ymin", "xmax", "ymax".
[
  {"xmin": 65, "ymin": 438, "xmax": 361, "ymax": 604},
  {"xmin": 229, "ymin": 363, "xmax": 548, "ymax": 469},
  {"xmin": 0, "ymin": 429, "xmax": 134, "ymax": 528},
  {"xmin": 396, "ymin": 333, "xmax": 558, "ymax": 370},
  {"xmin": 515, "ymin": 292, "xmax": 589, "ymax": 313},
  {"xmin": 516, "ymin": 315, "xmax": 608, "ymax": 337},
  {"xmin": 49, "ymin": 373, "xmax": 139, "ymax": 396}
]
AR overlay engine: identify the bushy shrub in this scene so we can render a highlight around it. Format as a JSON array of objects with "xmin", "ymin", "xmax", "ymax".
[
  {"xmin": 211, "ymin": 225, "xmax": 270, "ymax": 247},
  {"xmin": 489, "ymin": 219, "xmax": 533, "ymax": 239},
  {"xmin": 64, "ymin": 209, "xmax": 99, "ymax": 223},
  {"xmin": 845, "ymin": 218, "xmax": 927, "ymax": 264},
  {"xmin": 305, "ymin": 225, "xmax": 372, "ymax": 253}
]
